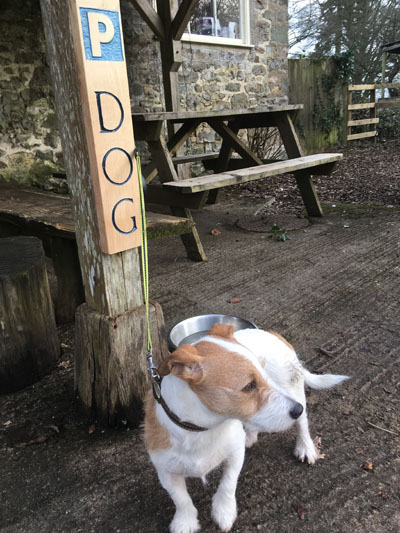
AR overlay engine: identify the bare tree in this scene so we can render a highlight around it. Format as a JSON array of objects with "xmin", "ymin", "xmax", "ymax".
[{"xmin": 289, "ymin": 0, "xmax": 400, "ymax": 83}]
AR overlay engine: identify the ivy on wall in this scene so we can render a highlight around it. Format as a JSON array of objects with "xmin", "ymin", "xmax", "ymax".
[{"xmin": 312, "ymin": 51, "xmax": 354, "ymax": 138}]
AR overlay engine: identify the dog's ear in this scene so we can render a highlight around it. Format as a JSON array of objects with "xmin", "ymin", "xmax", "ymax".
[
  {"xmin": 208, "ymin": 323, "xmax": 235, "ymax": 340},
  {"xmin": 158, "ymin": 344, "xmax": 204, "ymax": 383}
]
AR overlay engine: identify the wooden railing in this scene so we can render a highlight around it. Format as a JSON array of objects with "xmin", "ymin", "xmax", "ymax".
[{"xmin": 347, "ymin": 83, "xmax": 400, "ymax": 142}]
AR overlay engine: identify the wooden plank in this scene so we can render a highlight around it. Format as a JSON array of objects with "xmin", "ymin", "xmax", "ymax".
[
  {"xmin": 68, "ymin": 0, "xmax": 142, "ymax": 255},
  {"xmin": 172, "ymin": 152, "xmax": 219, "ymax": 164},
  {"xmin": 132, "ymin": 105, "xmax": 304, "ymax": 123},
  {"xmin": 0, "ymin": 182, "xmax": 193, "ymax": 239},
  {"xmin": 348, "ymin": 84, "xmax": 376, "ymax": 91},
  {"xmin": 376, "ymin": 82, "xmax": 400, "ymax": 90},
  {"xmin": 369, "ymin": 88, "xmax": 377, "ymax": 140},
  {"xmin": 171, "ymin": 0, "xmax": 198, "ymax": 41},
  {"xmin": 348, "ymin": 103, "xmax": 376, "ymax": 110},
  {"xmin": 146, "ymin": 185, "xmax": 208, "ymax": 209},
  {"xmin": 347, "ymin": 118, "xmax": 379, "ymax": 127},
  {"xmin": 128, "ymin": 0, "xmax": 166, "ymax": 41},
  {"xmin": 347, "ymin": 131, "xmax": 378, "ymax": 141},
  {"xmin": 163, "ymin": 154, "xmax": 343, "ymax": 193},
  {"xmin": 376, "ymin": 100, "xmax": 400, "ymax": 108},
  {"xmin": 347, "ymin": 88, "xmax": 353, "ymax": 142}
]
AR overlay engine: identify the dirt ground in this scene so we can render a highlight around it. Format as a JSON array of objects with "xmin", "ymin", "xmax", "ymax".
[{"xmin": 1, "ymin": 140, "xmax": 399, "ymax": 532}]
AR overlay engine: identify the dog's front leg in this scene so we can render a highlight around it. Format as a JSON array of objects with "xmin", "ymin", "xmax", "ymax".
[
  {"xmin": 211, "ymin": 444, "xmax": 245, "ymax": 532},
  {"xmin": 294, "ymin": 412, "xmax": 324, "ymax": 465},
  {"xmin": 158, "ymin": 471, "xmax": 200, "ymax": 533}
]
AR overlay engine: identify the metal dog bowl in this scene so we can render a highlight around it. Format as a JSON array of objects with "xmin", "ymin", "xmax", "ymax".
[{"xmin": 167, "ymin": 314, "xmax": 258, "ymax": 351}]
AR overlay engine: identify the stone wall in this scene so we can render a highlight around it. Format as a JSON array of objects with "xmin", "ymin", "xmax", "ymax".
[
  {"xmin": 0, "ymin": 0, "xmax": 288, "ymax": 185},
  {"xmin": 0, "ymin": 0, "xmax": 65, "ymax": 188}
]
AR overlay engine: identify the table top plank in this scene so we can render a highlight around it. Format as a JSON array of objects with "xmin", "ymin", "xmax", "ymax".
[{"xmin": 132, "ymin": 104, "xmax": 303, "ymax": 123}]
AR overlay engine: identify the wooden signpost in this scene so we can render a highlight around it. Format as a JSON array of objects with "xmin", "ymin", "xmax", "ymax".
[
  {"xmin": 69, "ymin": 0, "xmax": 141, "ymax": 254},
  {"xmin": 40, "ymin": 0, "xmax": 168, "ymax": 425}
]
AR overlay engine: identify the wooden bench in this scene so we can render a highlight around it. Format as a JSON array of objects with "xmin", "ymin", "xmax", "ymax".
[
  {"xmin": 0, "ymin": 182, "xmax": 194, "ymax": 323},
  {"xmin": 163, "ymin": 153, "xmax": 343, "ymax": 194}
]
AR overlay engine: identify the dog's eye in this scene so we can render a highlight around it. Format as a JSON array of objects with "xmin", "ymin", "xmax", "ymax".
[{"xmin": 242, "ymin": 379, "xmax": 257, "ymax": 393}]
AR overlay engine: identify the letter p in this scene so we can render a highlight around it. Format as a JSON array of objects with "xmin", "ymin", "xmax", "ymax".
[{"xmin": 88, "ymin": 12, "xmax": 115, "ymax": 57}]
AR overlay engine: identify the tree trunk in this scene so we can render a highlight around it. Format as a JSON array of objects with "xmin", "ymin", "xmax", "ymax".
[{"xmin": 0, "ymin": 236, "xmax": 60, "ymax": 393}]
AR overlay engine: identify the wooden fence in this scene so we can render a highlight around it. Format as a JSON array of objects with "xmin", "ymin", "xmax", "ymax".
[
  {"xmin": 347, "ymin": 83, "xmax": 400, "ymax": 142},
  {"xmin": 288, "ymin": 58, "xmax": 347, "ymax": 154}
]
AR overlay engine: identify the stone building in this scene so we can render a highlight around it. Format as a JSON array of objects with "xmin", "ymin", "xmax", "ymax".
[{"xmin": 0, "ymin": 0, "xmax": 289, "ymax": 186}]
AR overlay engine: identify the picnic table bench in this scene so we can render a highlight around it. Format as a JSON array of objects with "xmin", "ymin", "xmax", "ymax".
[
  {"xmin": 0, "ymin": 181, "xmax": 194, "ymax": 323},
  {"xmin": 132, "ymin": 104, "xmax": 343, "ymax": 261}
]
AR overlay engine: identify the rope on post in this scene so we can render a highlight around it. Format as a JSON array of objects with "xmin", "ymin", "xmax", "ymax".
[{"xmin": 135, "ymin": 149, "xmax": 160, "ymax": 388}]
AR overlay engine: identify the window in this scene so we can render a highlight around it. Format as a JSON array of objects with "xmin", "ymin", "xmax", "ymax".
[{"xmin": 183, "ymin": 0, "xmax": 251, "ymax": 47}]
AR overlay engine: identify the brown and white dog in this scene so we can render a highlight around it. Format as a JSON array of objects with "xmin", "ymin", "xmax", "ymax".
[{"xmin": 144, "ymin": 324, "xmax": 348, "ymax": 533}]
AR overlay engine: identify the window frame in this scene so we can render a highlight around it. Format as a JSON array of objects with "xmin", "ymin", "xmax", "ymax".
[{"xmin": 181, "ymin": 0, "xmax": 251, "ymax": 48}]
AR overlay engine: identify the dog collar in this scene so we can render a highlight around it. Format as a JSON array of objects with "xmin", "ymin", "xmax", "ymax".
[{"xmin": 152, "ymin": 379, "xmax": 208, "ymax": 433}]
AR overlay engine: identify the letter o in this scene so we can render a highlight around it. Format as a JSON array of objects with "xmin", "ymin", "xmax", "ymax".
[{"xmin": 102, "ymin": 147, "xmax": 133, "ymax": 185}]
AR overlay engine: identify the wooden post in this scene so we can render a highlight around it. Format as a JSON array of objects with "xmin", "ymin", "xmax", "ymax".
[
  {"xmin": 347, "ymin": 87, "xmax": 353, "ymax": 143},
  {"xmin": 40, "ymin": 0, "xmax": 168, "ymax": 426}
]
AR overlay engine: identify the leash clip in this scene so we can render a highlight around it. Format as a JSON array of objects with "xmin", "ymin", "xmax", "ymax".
[{"xmin": 147, "ymin": 349, "xmax": 161, "ymax": 401}]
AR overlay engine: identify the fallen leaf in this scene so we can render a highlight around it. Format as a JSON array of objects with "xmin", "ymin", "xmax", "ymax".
[
  {"xmin": 58, "ymin": 360, "xmax": 71, "ymax": 369},
  {"xmin": 27, "ymin": 435, "xmax": 48, "ymax": 446},
  {"xmin": 88, "ymin": 424, "xmax": 96, "ymax": 435},
  {"xmin": 228, "ymin": 297, "xmax": 242, "ymax": 304},
  {"xmin": 313, "ymin": 436, "xmax": 326, "ymax": 460},
  {"xmin": 378, "ymin": 491, "xmax": 388, "ymax": 499},
  {"xmin": 60, "ymin": 343, "xmax": 71, "ymax": 349},
  {"xmin": 3, "ymin": 420, "xmax": 12, "ymax": 427},
  {"xmin": 292, "ymin": 500, "xmax": 306, "ymax": 520},
  {"xmin": 362, "ymin": 460, "xmax": 374, "ymax": 471},
  {"xmin": 48, "ymin": 425, "xmax": 60, "ymax": 434},
  {"xmin": 210, "ymin": 229, "xmax": 221, "ymax": 235}
]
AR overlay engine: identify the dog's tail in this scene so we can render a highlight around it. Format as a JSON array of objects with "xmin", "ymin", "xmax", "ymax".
[{"xmin": 303, "ymin": 370, "xmax": 349, "ymax": 390}]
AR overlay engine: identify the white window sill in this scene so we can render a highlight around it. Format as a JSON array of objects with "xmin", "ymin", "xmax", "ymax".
[{"xmin": 182, "ymin": 34, "xmax": 254, "ymax": 49}]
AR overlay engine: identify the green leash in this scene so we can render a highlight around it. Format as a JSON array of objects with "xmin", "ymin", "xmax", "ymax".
[{"xmin": 136, "ymin": 150, "xmax": 160, "ymax": 387}]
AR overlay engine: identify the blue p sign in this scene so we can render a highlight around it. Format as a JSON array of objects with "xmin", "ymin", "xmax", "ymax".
[{"xmin": 80, "ymin": 8, "xmax": 124, "ymax": 61}]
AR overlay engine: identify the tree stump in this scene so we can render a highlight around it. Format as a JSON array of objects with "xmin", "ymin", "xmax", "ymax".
[{"xmin": 0, "ymin": 236, "xmax": 60, "ymax": 393}]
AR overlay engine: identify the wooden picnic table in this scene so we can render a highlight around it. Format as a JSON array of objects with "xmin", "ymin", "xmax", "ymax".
[{"xmin": 132, "ymin": 105, "xmax": 343, "ymax": 261}]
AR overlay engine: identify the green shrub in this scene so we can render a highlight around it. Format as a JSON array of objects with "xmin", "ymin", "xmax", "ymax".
[{"xmin": 377, "ymin": 107, "xmax": 400, "ymax": 140}]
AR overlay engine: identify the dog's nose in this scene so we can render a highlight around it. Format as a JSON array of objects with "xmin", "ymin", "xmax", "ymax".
[{"xmin": 289, "ymin": 402, "xmax": 303, "ymax": 420}]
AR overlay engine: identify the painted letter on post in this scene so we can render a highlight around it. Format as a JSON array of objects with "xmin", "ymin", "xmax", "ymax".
[{"xmin": 69, "ymin": 0, "xmax": 141, "ymax": 254}]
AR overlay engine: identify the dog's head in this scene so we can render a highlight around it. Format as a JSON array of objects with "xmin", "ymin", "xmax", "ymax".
[{"xmin": 158, "ymin": 324, "xmax": 303, "ymax": 432}]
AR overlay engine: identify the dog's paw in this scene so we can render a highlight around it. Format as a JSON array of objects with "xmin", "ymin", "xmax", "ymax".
[
  {"xmin": 294, "ymin": 436, "xmax": 325, "ymax": 465},
  {"xmin": 170, "ymin": 509, "xmax": 200, "ymax": 533},
  {"xmin": 245, "ymin": 430, "xmax": 258, "ymax": 448},
  {"xmin": 211, "ymin": 492, "xmax": 237, "ymax": 532}
]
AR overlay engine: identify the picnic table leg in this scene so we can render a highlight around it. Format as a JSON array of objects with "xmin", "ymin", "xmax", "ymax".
[
  {"xmin": 276, "ymin": 113, "xmax": 323, "ymax": 217},
  {"xmin": 148, "ymin": 138, "xmax": 207, "ymax": 261},
  {"xmin": 207, "ymin": 122, "xmax": 241, "ymax": 205}
]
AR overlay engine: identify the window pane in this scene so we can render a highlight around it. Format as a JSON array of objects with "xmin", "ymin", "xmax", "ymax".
[
  {"xmin": 189, "ymin": 0, "xmax": 241, "ymax": 39},
  {"xmin": 191, "ymin": 0, "xmax": 216, "ymax": 36},
  {"xmin": 217, "ymin": 0, "xmax": 240, "ymax": 39}
]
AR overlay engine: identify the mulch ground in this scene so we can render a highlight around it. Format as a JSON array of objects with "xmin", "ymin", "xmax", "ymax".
[{"xmin": 223, "ymin": 139, "xmax": 400, "ymax": 213}]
